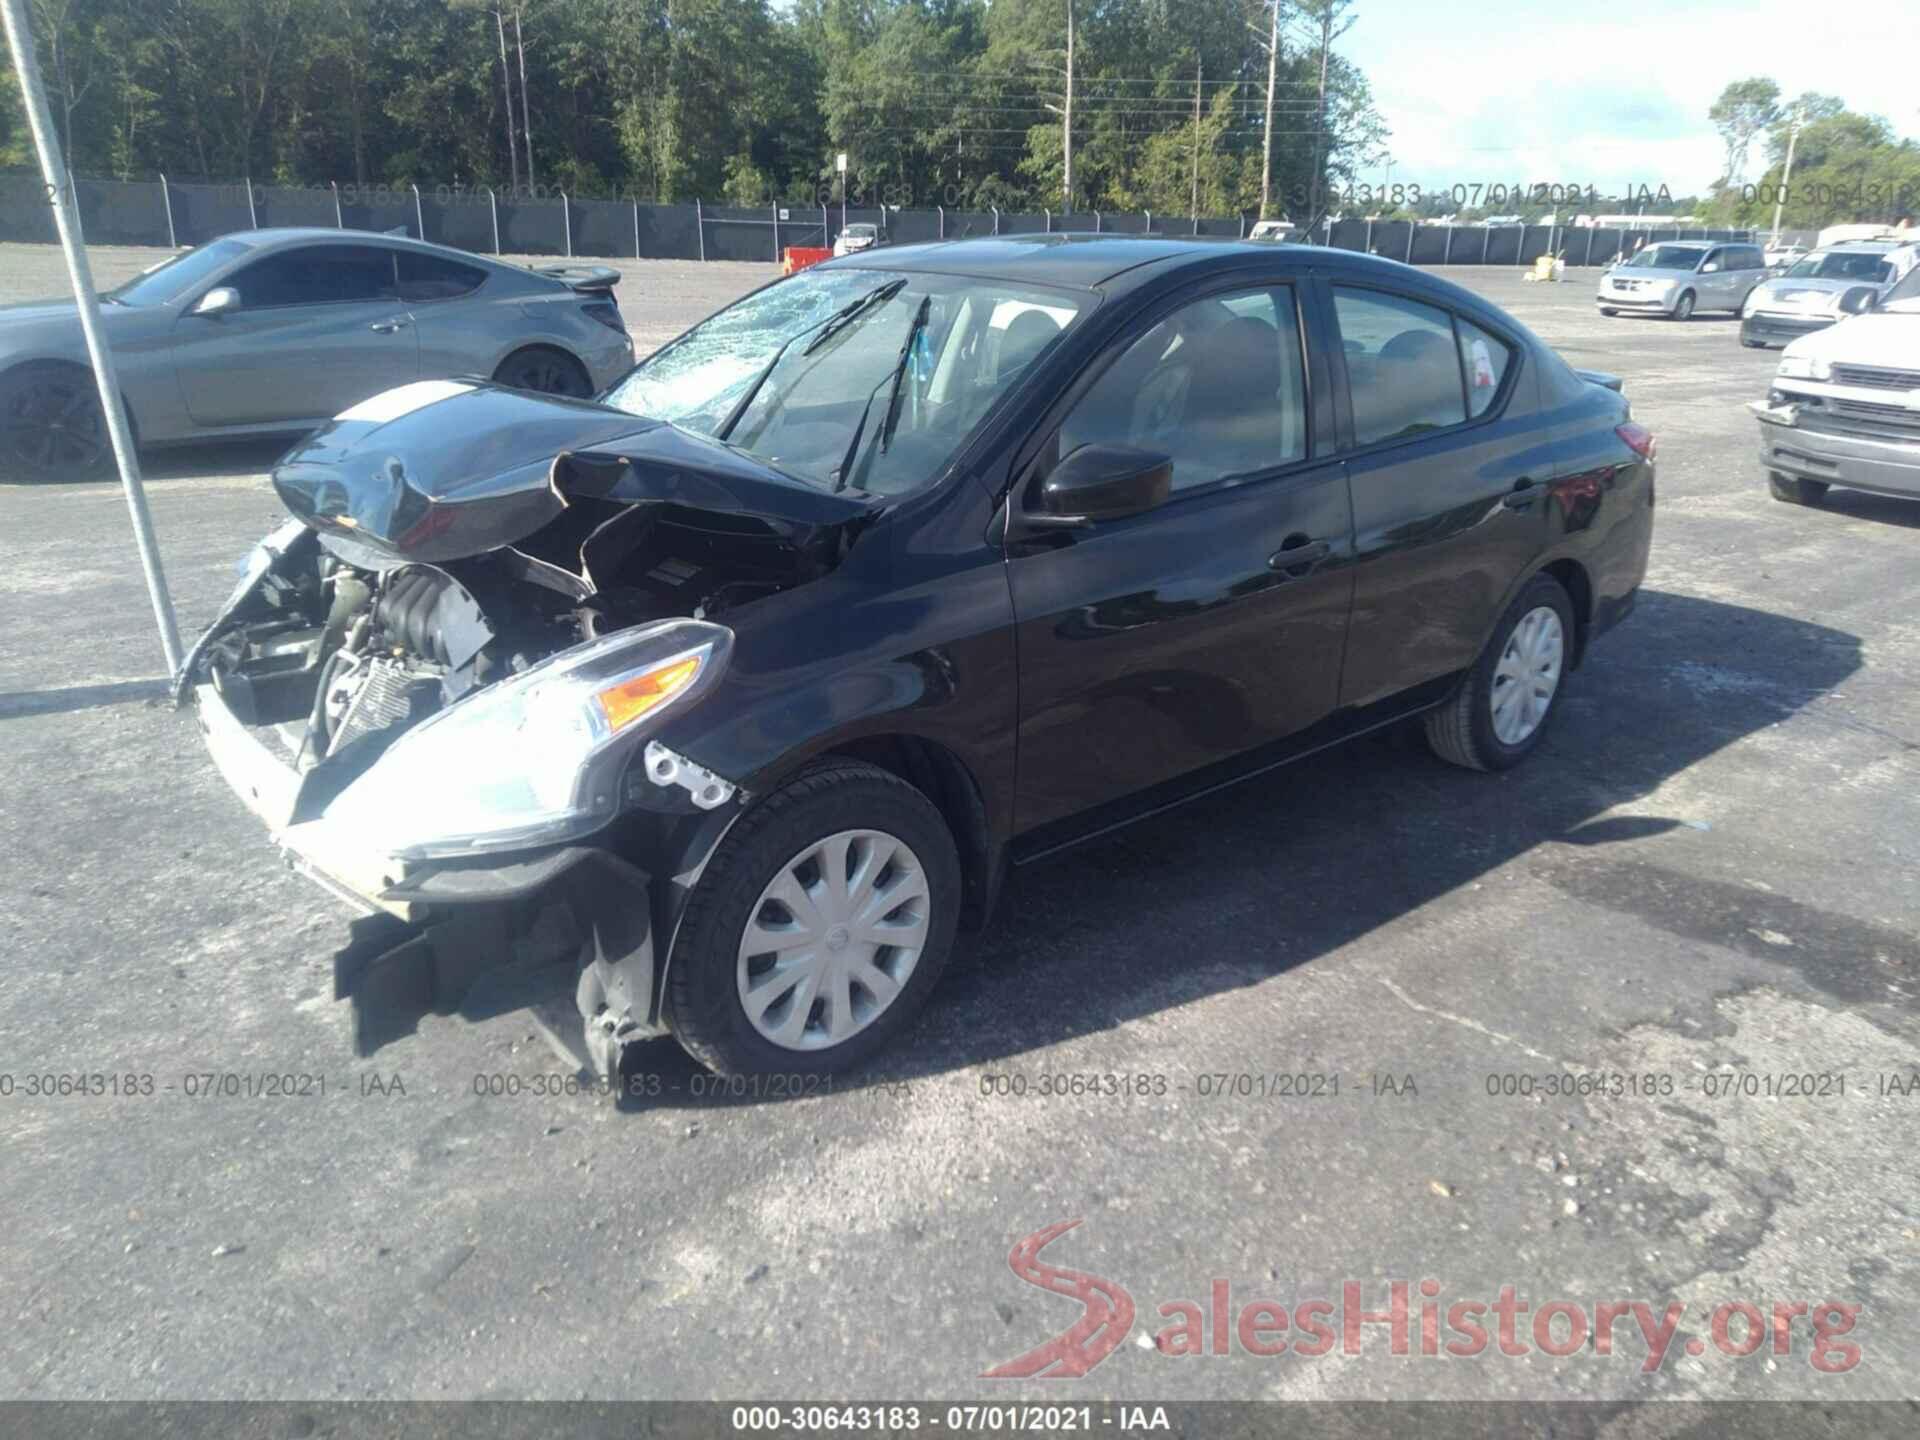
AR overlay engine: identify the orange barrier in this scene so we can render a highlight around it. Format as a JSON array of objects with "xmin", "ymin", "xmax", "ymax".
[{"xmin": 782, "ymin": 246, "xmax": 832, "ymax": 275}]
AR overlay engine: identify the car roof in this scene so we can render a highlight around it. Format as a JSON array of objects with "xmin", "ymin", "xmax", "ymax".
[
  {"xmin": 224, "ymin": 228, "xmax": 501, "ymax": 262},
  {"xmin": 827, "ymin": 233, "xmax": 1334, "ymax": 290}
]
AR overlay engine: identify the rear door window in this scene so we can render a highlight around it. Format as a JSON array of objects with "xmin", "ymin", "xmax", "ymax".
[
  {"xmin": 1332, "ymin": 287, "xmax": 1467, "ymax": 445},
  {"xmin": 1455, "ymin": 317, "xmax": 1514, "ymax": 419},
  {"xmin": 228, "ymin": 245, "xmax": 399, "ymax": 309}
]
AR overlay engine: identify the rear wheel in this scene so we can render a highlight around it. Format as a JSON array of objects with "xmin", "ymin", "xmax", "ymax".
[
  {"xmin": 492, "ymin": 346, "xmax": 592, "ymax": 398},
  {"xmin": 1670, "ymin": 291, "xmax": 1696, "ymax": 321},
  {"xmin": 1425, "ymin": 574, "xmax": 1575, "ymax": 773},
  {"xmin": 665, "ymin": 759, "xmax": 961, "ymax": 1076},
  {"xmin": 1598, "ymin": 307, "xmax": 1618, "ymax": 317},
  {"xmin": 0, "ymin": 363, "xmax": 113, "ymax": 481},
  {"xmin": 1769, "ymin": 473, "xmax": 1829, "ymax": 506}
]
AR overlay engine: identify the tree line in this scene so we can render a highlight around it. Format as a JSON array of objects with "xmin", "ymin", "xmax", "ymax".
[{"xmin": 1, "ymin": 0, "xmax": 1386, "ymax": 219}]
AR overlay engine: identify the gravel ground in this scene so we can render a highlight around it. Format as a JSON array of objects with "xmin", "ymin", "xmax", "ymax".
[{"xmin": 0, "ymin": 242, "xmax": 1915, "ymax": 1406}]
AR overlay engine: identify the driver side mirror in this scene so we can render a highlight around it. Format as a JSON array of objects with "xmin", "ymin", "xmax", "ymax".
[
  {"xmin": 192, "ymin": 286, "xmax": 240, "ymax": 318},
  {"xmin": 1031, "ymin": 444, "xmax": 1173, "ymax": 528},
  {"xmin": 1837, "ymin": 286, "xmax": 1878, "ymax": 316},
  {"xmin": 1700, "ymin": 262, "xmax": 1720, "ymax": 273}
]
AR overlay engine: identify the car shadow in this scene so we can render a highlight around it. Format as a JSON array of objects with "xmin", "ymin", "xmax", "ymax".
[
  {"xmin": 609, "ymin": 587, "xmax": 1877, "ymax": 1111},
  {"xmin": 141, "ymin": 438, "xmax": 294, "ymax": 480},
  {"xmin": 1809, "ymin": 488, "xmax": 1920, "ymax": 531}
]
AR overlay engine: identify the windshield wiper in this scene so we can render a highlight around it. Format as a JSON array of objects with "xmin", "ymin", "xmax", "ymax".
[
  {"xmin": 878, "ymin": 295, "xmax": 932, "ymax": 456},
  {"xmin": 715, "ymin": 278, "xmax": 906, "ymax": 442},
  {"xmin": 833, "ymin": 295, "xmax": 930, "ymax": 491}
]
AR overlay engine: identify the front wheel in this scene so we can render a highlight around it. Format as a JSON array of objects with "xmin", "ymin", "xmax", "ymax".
[
  {"xmin": 664, "ymin": 759, "xmax": 961, "ymax": 1076},
  {"xmin": 1769, "ymin": 473, "xmax": 1829, "ymax": 506},
  {"xmin": 1670, "ymin": 291, "xmax": 1696, "ymax": 321},
  {"xmin": 1425, "ymin": 574, "xmax": 1575, "ymax": 773},
  {"xmin": 1598, "ymin": 307, "xmax": 1618, "ymax": 317}
]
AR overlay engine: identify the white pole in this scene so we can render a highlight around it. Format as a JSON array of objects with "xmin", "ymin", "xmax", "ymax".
[
  {"xmin": 561, "ymin": 190, "xmax": 571, "ymax": 257},
  {"xmin": 412, "ymin": 182, "xmax": 424, "ymax": 240},
  {"xmin": 159, "ymin": 173, "xmax": 176, "ymax": 248},
  {"xmin": 332, "ymin": 180, "xmax": 343, "ymax": 227},
  {"xmin": 1770, "ymin": 111, "xmax": 1801, "ymax": 247},
  {"xmin": 491, "ymin": 186, "xmax": 501, "ymax": 253},
  {"xmin": 245, "ymin": 176, "xmax": 258, "ymax": 229},
  {"xmin": 1, "ymin": 0, "xmax": 181, "ymax": 674}
]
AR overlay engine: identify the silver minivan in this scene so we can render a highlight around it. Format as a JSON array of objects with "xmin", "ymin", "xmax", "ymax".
[{"xmin": 1596, "ymin": 240, "xmax": 1768, "ymax": 321}]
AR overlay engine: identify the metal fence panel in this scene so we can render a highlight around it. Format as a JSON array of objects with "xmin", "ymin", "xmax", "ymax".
[
  {"xmin": 1410, "ymin": 224, "xmax": 1451, "ymax": 264},
  {"xmin": 167, "ymin": 182, "xmax": 255, "ymax": 245},
  {"xmin": 571, "ymin": 198, "xmax": 632, "ymax": 259},
  {"xmin": 1520, "ymin": 225, "xmax": 1554, "ymax": 263},
  {"xmin": 71, "ymin": 177, "xmax": 169, "ymax": 246},
  {"xmin": 889, "ymin": 210, "xmax": 941, "ymax": 245},
  {"xmin": 636, "ymin": 204, "xmax": 701, "ymax": 260},
  {"xmin": 497, "ymin": 198, "xmax": 567, "ymax": 255},
  {"xmin": 0, "ymin": 173, "xmax": 57, "ymax": 241},
  {"xmin": 999, "ymin": 211, "xmax": 1050, "ymax": 236},
  {"xmin": 254, "ymin": 185, "xmax": 337, "ymax": 232},
  {"xmin": 420, "ymin": 192, "xmax": 494, "ymax": 252},
  {"xmin": 1329, "ymin": 218, "xmax": 1368, "ymax": 252}
]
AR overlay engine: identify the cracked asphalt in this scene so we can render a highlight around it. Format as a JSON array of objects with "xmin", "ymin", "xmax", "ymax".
[{"xmin": 0, "ymin": 243, "xmax": 1915, "ymax": 1405}]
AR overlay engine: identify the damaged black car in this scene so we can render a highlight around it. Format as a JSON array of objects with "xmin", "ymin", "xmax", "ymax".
[{"xmin": 179, "ymin": 236, "xmax": 1654, "ymax": 1079}]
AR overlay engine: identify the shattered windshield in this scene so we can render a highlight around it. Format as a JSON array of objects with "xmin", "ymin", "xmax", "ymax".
[{"xmin": 603, "ymin": 268, "xmax": 1084, "ymax": 495}]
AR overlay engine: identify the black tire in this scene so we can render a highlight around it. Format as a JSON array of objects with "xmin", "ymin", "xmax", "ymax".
[
  {"xmin": 1598, "ymin": 307, "xmax": 1617, "ymax": 317},
  {"xmin": 0, "ymin": 362, "xmax": 113, "ymax": 481},
  {"xmin": 492, "ymin": 346, "xmax": 592, "ymax": 398},
  {"xmin": 1741, "ymin": 338, "xmax": 1764, "ymax": 349},
  {"xmin": 1425, "ymin": 573, "xmax": 1576, "ymax": 773},
  {"xmin": 1769, "ymin": 473, "xmax": 1828, "ymax": 505},
  {"xmin": 664, "ymin": 758, "xmax": 961, "ymax": 1076},
  {"xmin": 1670, "ymin": 291, "xmax": 1696, "ymax": 321}
]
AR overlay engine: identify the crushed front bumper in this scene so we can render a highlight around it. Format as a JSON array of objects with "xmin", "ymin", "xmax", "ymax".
[
  {"xmin": 191, "ymin": 680, "xmax": 662, "ymax": 1070},
  {"xmin": 1742, "ymin": 312, "xmax": 1834, "ymax": 347}
]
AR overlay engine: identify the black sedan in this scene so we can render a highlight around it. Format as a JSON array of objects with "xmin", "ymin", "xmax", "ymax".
[{"xmin": 180, "ymin": 235, "xmax": 1655, "ymax": 1079}]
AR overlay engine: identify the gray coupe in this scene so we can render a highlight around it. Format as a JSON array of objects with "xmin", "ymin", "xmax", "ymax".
[{"xmin": 0, "ymin": 228, "xmax": 636, "ymax": 481}]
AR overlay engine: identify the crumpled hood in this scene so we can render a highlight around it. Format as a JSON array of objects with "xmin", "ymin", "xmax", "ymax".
[{"xmin": 272, "ymin": 379, "xmax": 879, "ymax": 566}]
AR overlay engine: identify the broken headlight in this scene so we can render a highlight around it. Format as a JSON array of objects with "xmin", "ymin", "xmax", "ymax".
[{"xmin": 319, "ymin": 618, "xmax": 732, "ymax": 860}]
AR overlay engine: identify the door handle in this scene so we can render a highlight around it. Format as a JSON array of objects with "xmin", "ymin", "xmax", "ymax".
[
  {"xmin": 1500, "ymin": 479, "xmax": 1538, "ymax": 511},
  {"xmin": 1268, "ymin": 536, "xmax": 1331, "ymax": 575},
  {"xmin": 369, "ymin": 318, "xmax": 410, "ymax": 333}
]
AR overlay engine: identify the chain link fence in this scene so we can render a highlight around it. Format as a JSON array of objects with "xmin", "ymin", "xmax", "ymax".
[{"xmin": 0, "ymin": 172, "xmax": 1757, "ymax": 265}]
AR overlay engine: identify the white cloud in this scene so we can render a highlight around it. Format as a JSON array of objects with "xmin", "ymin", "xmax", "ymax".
[{"xmin": 1340, "ymin": 0, "xmax": 1920, "ymax": 199}]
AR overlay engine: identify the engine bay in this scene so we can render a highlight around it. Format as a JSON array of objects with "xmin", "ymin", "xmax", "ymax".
[{"xmin": 199, "ymin": 499, "xmax": 820, "ymax": 794}]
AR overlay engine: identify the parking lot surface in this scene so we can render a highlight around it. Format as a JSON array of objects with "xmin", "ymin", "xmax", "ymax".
[{"xmin": 1, "ymin": 243, "xmax": 1915, "ymax": 1402}]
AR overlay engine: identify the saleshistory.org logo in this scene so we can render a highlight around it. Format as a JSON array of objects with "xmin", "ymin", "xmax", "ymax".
[{"xmin": 982, "ymin": 1221, "xmax": 1863, "ymax": 1378}]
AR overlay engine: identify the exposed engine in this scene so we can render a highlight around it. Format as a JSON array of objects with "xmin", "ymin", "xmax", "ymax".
[{"xmin": 199, "ymin": 497, "xmax": 823, "ymax": 785}]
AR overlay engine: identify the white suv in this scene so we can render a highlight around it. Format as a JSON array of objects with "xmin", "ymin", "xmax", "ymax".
[{"xmin": 1750, "ymin": 264, "xmax": 1920, "ymax": 506}]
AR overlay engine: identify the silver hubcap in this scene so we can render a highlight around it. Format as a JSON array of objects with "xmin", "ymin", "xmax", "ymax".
[
  {"xmin": 736, "ymin": 829, "xmax": 931, "ymax": 1051},
  {"xmin": 1490, "ymin": 605, "xmax": 1564, "ymax": 745}
]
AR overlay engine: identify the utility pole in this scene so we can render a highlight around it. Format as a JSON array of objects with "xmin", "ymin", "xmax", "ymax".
[
  {"xmin": 514, "ymin": 6, "xmax": 534, "ymax": 190},
  {"xmin": 1, "ymin": 0, "xmax": 181, "ymax": 674},
  {"xmin": 1191, "ymin": 56, "xmax": 1202, "ymax": 223},
  {"xmin": 1307, "ymin": 5, "xmax": 1332, "ymax": 222},
  {"xmin": 1039, "ymin": 0, "xmax": 1075, "ymax": 214},
  {"xmin": 1062, "ymin": 0, "xmax": 1074, "ymax": 214},
  {"xmin": 1260, "ymin": 0, "xmax": 1279, "ymax": 219},
  {"xmin": 495, "ymin": 8, "xmax": 519, "ymax": 195},
  {"xmin": 1770, "ymin": 104, "xmax": 1801, "ymax": 247}
]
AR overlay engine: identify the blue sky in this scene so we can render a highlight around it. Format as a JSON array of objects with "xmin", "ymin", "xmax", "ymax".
[{"xmin": 1337, "ymin": 0, "xmax": 1920, "ymax": 200}]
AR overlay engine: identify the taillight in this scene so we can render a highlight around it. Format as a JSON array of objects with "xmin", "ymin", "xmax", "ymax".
[
  {"xmin": 1616, "ymin": 422, "xmax": 1655, "ymax": 460},
  {"xmin": 582, "ymin": 298, "xmax": 626, "ymax": 334}
]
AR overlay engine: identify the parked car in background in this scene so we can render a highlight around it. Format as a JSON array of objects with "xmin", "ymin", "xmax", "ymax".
[
  {"xmin": 179, "ymin": 235, "xmax": 1654, "ymax": 1078},
  {"xmin": 1596, "ymin": 240, "xmax": 1768, "ymax": 321},
  {"xmin": 1248, "ymin": 219, "xmax": 1296, "ymax": 242},
  {"xmin": 1763, "ymin": 243, "xmax": 1809, "ymax": 272},
  {"xmin": 1740, "ymin": 240, "xmax": 1918, "ymax": 349},
  {"xmin": 0, "ymin": 229, "xmax": 634, "ymax": 482},
  {"xmin": 833, "ymin": 223, "xmax": 882, "ymax": 257},
  {"xmin": 1751, "ymin": 262, "xmax": 1920, "ymax": 506}
]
